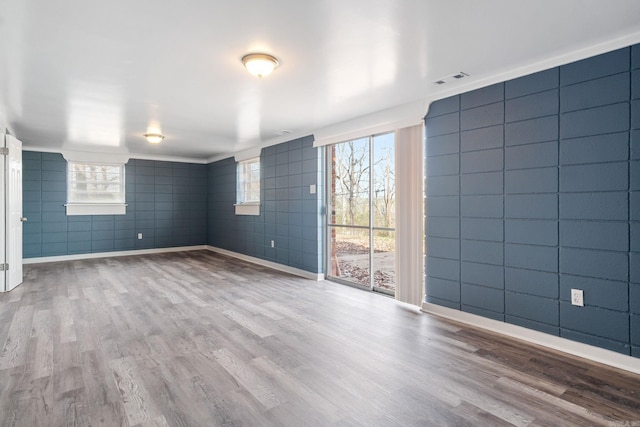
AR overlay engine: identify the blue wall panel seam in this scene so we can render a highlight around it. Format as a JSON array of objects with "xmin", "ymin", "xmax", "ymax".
[
  {"xmin": 558, "ymin": 100, "xmax": 632, "ymax": 115},
  {"xmin": 459, "ymin": 109, "xmax": 462, "ymax": 308},
  {"xmin": 505, "ymin": 113, "xmax": 559, "ymax": 125},
  {"xmin": 560, "ymin": 70, "xmax": 630, "ymax": 89},
  {"xmin": 427, "ymin": 46, "xmax": 637, "ymax": 355},
  {"xmin": 628, "ymin": 51, "xmax": 632, "ymax": 344},
  {"xmin": 556, "ymin": 73, "xmax": 561, "ymax": 308},
  {"xmin": 460, "ymin": 100, "xmax": 503, "ymax": 112},
  {"xmin": 503, "ymin": 84, "xmax": 507, "ymax": 317}
]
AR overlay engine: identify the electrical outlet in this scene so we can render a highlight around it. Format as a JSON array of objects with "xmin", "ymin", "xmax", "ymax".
[
  {"xmin": 271, "ymin": 240, "xmax": 275, "ymax": 248},
  {"xmin": 137, "ymin": 233, "xmax": 143, "ymax": 240},
  {"xmin": 310, "ymin": 184, "xmax": 316, "ymax": 194},
  {"xmin": 571, "ymin": 289, "xmax": 584, "ymax": 307}
]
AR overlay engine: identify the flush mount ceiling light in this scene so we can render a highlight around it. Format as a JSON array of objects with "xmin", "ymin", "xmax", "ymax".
[
  {"xmin": 144, "ymin": 133, "xmax": 164, "ymax": 144},
  {"xmin": 242, "ymin": 53, "xmax": 279, "ymax": 78}
]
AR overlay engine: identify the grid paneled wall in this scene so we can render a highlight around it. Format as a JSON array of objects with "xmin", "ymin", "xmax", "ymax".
[
  {"xmin": 207, "ymin": 136, "xmax": 324, "ymax": 273},
  {"xmin": 23, "ymin": 153, "xmax": 208, "ymax": 257},
  {"xmin": 425, "ymin": 43, "xmax": 640, "ymax": 357}
]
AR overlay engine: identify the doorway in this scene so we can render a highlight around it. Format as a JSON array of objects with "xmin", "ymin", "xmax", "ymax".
[
  {"xmin": 326, "ymin": 133, "xmax": 396, "ymax": 295},
  {"xmin": 1, "ymin": 133, "xmax": 23, "ymax": 292}
]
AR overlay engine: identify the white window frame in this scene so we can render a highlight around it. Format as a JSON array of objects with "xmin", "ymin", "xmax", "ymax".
[
  {"xmin": 66, "ymin": 161, "xmax": 127, "ymax": 216},
  {"xmin": 235, "ymin": 156, "xmax": 260, "ymax": 216}
]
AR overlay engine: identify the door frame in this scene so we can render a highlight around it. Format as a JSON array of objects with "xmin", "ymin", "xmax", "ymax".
[
  {"xmin": 1, "ymin": 133, "xmax": 23, "ymax": 292},
  {"xmin": 0, "ymin": 132, "xmax": 5, "ymax": 292},
  {"xmin": 324, "ymin": 133, "xmax": 396, "ymax": 296}
]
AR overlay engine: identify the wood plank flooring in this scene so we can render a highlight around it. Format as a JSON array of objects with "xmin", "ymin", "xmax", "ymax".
[{"xmin": 0, "ymin": 250, "xmax": 639, "ymax": 426}]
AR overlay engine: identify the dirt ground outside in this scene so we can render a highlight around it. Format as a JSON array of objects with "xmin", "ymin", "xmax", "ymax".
[{"xmin": 333, "ymin": 233, "xmax": 396, "ymax": 291}]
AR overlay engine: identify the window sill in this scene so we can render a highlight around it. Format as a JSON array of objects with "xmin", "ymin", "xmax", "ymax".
[
  {"xmin": 234, "ymin": 203, "xmax": 260, "ymax": 216},
  {"xmin": 66, "ymin": 203, "xmax": 127, "ymax": 216}
]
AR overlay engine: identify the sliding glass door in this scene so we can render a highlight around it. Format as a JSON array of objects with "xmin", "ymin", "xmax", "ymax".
[{"xmin": 327, "ymin": 133, "xmax": 396, "ymax": 295}]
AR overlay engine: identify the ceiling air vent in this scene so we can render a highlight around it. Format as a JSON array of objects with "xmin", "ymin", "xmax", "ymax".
[{"xmin": 434, "ymin": 72, "xmax": 469, "ymax": 85}]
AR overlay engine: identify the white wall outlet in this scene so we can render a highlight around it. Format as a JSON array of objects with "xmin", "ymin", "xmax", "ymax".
[
  {"xmin": 271, "ymin": 240, "xmax": 275, "ymax": 248},
  {"xmin": 137, "ymin": 232, "xmax": 143, "ymax": 240},
  {"xmin": 310, "ymin": 184, "xmax": 316, "ymax": 194},
  {"xmin": 571, "ymin": 288, "xmax": 584, "ymax": 307}
]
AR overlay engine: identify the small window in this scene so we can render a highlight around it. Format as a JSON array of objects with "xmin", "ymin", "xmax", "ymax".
[
  {"xmin": 66, "ymin": 161, "xmax": 126, "ymax": 215},
  {"xmin": 235, "ymin": 157, "xmax": 260, "ymax": 215}
]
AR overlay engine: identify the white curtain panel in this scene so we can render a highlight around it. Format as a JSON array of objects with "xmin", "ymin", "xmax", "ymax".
[{"xmin": 394, "ymin": 124, "xmax": 425, "ymax": 306}]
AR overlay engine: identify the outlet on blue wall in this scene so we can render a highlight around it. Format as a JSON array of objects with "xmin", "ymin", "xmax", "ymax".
[
  {"xmin": 425, "ymin": 43, "xmax": 640, "ymax": 357},
  {"xmin": 23, "ymin": 136, "xmax": 325, "ymax": 275},
  {"xmin": 207, "ymin": 135, "xmax": 324, "ymax": 274},
  {"xmin": 23, "ymin": 153, "xmax": 208, "ymax": 258}
]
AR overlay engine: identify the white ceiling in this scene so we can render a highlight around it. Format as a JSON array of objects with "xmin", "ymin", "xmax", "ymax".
[{"xmin": 1, "ymin": 0, "xmax": 640, "ymax": 162}]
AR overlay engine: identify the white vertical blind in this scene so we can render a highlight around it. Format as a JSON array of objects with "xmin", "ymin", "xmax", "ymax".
[{"xmin": 394, "ymin": 123, "xmax": 425, "ymax": 306}]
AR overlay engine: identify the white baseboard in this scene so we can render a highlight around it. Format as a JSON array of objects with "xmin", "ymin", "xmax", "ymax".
[
  {"xmin": 422, "ymin": 302, "xmax": 640, "ymax": 376},
  {"xmin": 23, "ymin": 245, "xmax": 209, "ymax": 264},
  {"xmin": 206, "ymin": 246, "xmax": 324, "ymax": 281},
  {"xmin": 22, "ymin": 244, "xmax": 324, "ymax": 281},
  {"xmin": 24, "ymin": 246, "xmax": 637, "ymax": 373}
]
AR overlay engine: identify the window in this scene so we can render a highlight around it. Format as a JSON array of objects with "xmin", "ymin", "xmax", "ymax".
[
  {"xmin": 235, "ymin": 157, "xmax": 260, "ymax": 215},
  {"xmin": 66, "ymin": 161, "xmax": 126, "ymax": 215},
  {"xmin": 326, "ymin": 133, "xmax": 397, "ymax": 294},
  {"xmin": 237, "ymin": 157, "xmax": 260, "ymax": 203}
]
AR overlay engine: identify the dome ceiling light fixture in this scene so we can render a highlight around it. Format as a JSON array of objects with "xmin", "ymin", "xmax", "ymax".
[
  {"xmin": 242, "ymin": 53, "xmax": 279, "ymax": 78},
  {"xmin": 144, "ymin": 133, "xmax": 164, "ymax": 144}
]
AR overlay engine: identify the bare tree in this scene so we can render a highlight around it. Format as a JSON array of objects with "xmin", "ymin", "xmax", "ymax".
[
  {"xmin": 333, "ymin": 140, "xmax": 369, "ymax": 227},
  {"xmin": 71, "ymin": 164, "xmax": 121, "ymax": 201}
]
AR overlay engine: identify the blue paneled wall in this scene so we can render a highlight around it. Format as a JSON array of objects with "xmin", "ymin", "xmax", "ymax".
[
  {"xmin": 425, "ymin": 43, "xmax": 640, "ymax": 357},
  {"xmin": 23, "ymin": 135, "xmax": 324, "ymax": 274},
  {"xmin": 207, "ymin": 136, "xmax": 324, "ymax": 273},
  {"xmin": 23, "ymin": 153, "xmax": 208, "ymax": 257}
]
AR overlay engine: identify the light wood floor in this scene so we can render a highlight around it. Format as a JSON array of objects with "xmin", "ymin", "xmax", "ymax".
[{"xmin": 0, "ymin": 251, "xmax": 639, "ymax": 426}]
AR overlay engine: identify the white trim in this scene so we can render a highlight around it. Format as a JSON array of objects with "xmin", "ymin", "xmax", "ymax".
[
  {"xmin": 23, "ymin": 245, "xmax": 209, "ymax": 264},
  {"xmin": 62, "ymin": 150, "xmax": 130, "ymax": 164},
  {"xmin": 24, "ymin": 241, "xmax": 638, "ymax": 372},
  {"xmin": 234, "ymin": 203, "xmax": 260, "ymax": 216},
  {"xmin": 122, "ymin": 153, "xmax": 208, "ymax": 164},
  {"xmin": 207, "ymin": 131, "xmax": 313, "ymax": 164},
  {"xmin": 22, "ymin": 244, "xmax": 324, "ymax": 281},
  {"xmin": 16, "ymin": 32, "xmax": 640, "ymax": 166},
  {"xmin": 23, "ymin": 145, "xmax": 209, "ymax": 165},
  {"xmin": 22, "ymin": 146, "xmax": 70, "ymax": 155},
  {"xmin": 424, "ymin": 30, "xmax": 640, "ymax": 110},
  {"xmin": 313, "ymin": 100, "xmax": 428, "ymax": 147},
  {"xmin": 422, "ymin": 302, "xmax": 640, "ymax": 375},
  {"xmin": 65, "ymin": 203, "xmax": 127, "ymax": 216},
  {"xmin": 207, "ymin": 246, "xmax": 324, "ymax": 281},
  {"xmin": 234, "ymin": 147, "xmax": 262, "ymax": 162},
  {"xmin": 207, "ymin": 154, "xmax": 234, "ymax": 163}
]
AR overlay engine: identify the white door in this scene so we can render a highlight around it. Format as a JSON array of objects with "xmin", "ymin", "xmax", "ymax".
[
  {"xmin": 4, "ymin": 134, "xmax": 23, "ymax": 291},
  {"xmin": 0, "ymin": 132, "xmax": 4, "ymax": 291}
]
